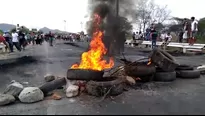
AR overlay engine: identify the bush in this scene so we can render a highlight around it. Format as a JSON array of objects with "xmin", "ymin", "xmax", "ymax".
[{"xmin": 196, "ymin": 35, "xmax": 205, "ymax": 44}]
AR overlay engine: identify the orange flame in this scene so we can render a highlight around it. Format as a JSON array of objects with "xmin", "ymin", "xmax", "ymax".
[
  {"xmin": 147, "ymin": 58, "xmax": 152, "ymax": 66},
  {"xmin": 71, "ymin": 14, "xmax": 114, "ymax": 71}
]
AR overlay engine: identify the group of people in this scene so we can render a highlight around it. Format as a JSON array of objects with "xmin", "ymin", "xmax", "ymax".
[
  {"xmin": 179, "ymin": 17, "xmax": 198, "ymax": 44},
  {"xmin": 132, "ymin": 24, "xmax": 168, "ymax": 49},
  {"xmin": 132, "ymin": 16, "xmax": 199, "ymax": 49},
  {"xmin": 0, "ymin": 27, "xmax": 56, "ymax": 53}
]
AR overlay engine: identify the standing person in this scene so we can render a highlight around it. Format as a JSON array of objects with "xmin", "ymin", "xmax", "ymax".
[
  {"xmin": 132, "ymin": 32, "xmax": 136, "ymax": 40},
  {"xmin": 3, "ymin": 32, "xmax": 12, "ymax": 52},
  {"xmin": 18, "ymin": 29, "xmax": 26, "ymax": 50},
  {"xmin": 179, "ymin": 29, "xmax": 184, "ymax": 43},
  {"xmin": 160, "ymin": 31, "xmax": 166, "ymax": 42},
  {"xmin": 30, "ymin": 32, "xmax": 35, "ymax": 45},
  {"xmin": 0, "ymin": 33, "xmax": 9, "ymax": 52},
  {"xmin": 190, "ymin": 17, "xmax": 198, "ymax": 45},
  {"xmin": 11, "ymin": 30, "xmax": 21, "ymax": 52},
  {"xmin": 48, "ymin": 31, "xmax": 54, "ymax": 46},
  {"xmin": 182, "ymin": 21, "xmax": 189, "ymax": 42},
  {"xmin": 150, "ymin": 25, "xmax": 158, "ymax": 49},
  {"xmin": 165, "ymin": 32, "xmax": 172, "ymax": 43}
]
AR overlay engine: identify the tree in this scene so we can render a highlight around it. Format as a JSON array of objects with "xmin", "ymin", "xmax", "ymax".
[
  {"xmin": 168, "ymin": 17, "xmax": 190, "ymax": 33},
  {"xmin": 136, "ymin": 0, "xmax": 171, "ymax": 32},
  {"xmin": 21, "ymin": 26, "xmax": 30, "ymax": 34},
  {"xmin": 0, "ymin": 29, "xmax": 3, "ymax": 35},
  {"xmin": 198, "ymin": 17, "xmax": 205, "ymax": 36},
  {"xmin": 10, "ymin": 26, "xmax": 30, "ymax": 34}
]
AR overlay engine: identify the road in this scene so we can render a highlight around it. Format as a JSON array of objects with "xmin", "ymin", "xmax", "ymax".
[{"xmin": 0, "ymin": 40, "xmax": 205, "ymax": 115}]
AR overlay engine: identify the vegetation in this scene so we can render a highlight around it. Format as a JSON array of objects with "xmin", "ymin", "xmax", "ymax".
[{"xmin": 0, "ymin": 29, "xmax": 3, "ymax": 35}]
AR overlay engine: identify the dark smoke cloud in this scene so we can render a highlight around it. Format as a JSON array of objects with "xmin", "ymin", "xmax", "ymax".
[{"xmin": 87, "ymin": 0, "xmax": 136, "ymax": 56}]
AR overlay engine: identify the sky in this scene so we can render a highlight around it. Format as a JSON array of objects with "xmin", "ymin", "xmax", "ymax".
[{"xmin": 0, "ymin": 0, "xmax": 204, "ymax": 33}]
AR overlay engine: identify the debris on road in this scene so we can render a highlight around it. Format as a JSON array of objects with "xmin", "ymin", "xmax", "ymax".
[
  {"xmin": 0, "ymin": 94, "xmax": 15, "ymax": 106},
  {"xmin": 3, "ymin": 81, "xmax": 24, "ymax": 97},
  {"xmin": 66, "ymin": 85, "xmax": 79, "ymax": 98},
  {"xmin": 51, "ymin": 93, "xmax": 62, "ymax": 100},
  {"xmin": 18, "ymin": 87, "xmax": 44, "ymax": 103},
  {"xmin": 44, "ymin": 74, "xmax": 56, "ymax": 82},
  {"xmin": 125, "ymin": 76, "xmax": 136, "ymax": 85},
  {"xmin": 197, "ymin": 65, "xmax": 205, "ymax": 75}
]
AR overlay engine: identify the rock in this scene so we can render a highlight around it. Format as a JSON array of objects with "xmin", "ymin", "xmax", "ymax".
[
  {"xmin": 4, "ymin": 82, "xmax": 24, "ymax": 97},
  {"xmin": 66, "ymin": 85, "xmax": 79, "ymax": 98},
  {"xmin": 44, "ymin": 74, "xmax": 55, "ymax": 82},
  {"xmin": 18, "ymin": 87, "xmax": 44, "ymax": 103},
  {"xmin": 126, "ymin": 76, "xmax": 136, "ymax": 85},
  {"xmin": 0, "ymin": 94, "xmax": 15, "ymax": 106}
]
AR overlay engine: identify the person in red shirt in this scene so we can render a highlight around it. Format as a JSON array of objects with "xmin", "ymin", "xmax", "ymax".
[{"xmin": 0, "ymin": 34, "xmax": 9, "ymax": 51}]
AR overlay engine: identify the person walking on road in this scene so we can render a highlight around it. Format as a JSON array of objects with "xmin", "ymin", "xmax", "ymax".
[
  {"xmin": 18, "ymin": 29, "xmax": 26, "ymax": 50},
  {"xmin": 3, "ymin": 32, "xmax": 13, "ymax": 52},
  {"xmin": 0, "ymin": 33, "xmax": 9, "ymax": 52},
  {"xmin": 48, "ymin": 31, "xmax": 54, "ymax": 46},
  {"xmin": 11, "ymin": 30, "xmax": 21, "ymax": 52}
]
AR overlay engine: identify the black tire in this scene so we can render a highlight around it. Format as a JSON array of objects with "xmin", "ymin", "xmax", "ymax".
[
  {"xmin": 149, "ymin": 48, "xmax": 179, "ymax": 72},
  {"xmin": 67, "ymin": 69, "xmax": 104, "ymax": 81},
  {"xmin": 139, "ymin": 74, "xmax": 154, "ymax": 83},
  {"xmin": 176, "ymin": 65, "xmax": 194, "ymax": 71},
  {"xmin": 154, "ymin": 71, "xmax": 176, "ymax": 82},
  {"xmin": 86, "ymin": 77, "xmax": 125, "ymax": 97},
  {"xmin": 176, "ymin": 70, "xmax": 201, "ymax": 79},
  {"xmin": 125, "ymin": 64, "xmax": 156, "ymax": 77}
]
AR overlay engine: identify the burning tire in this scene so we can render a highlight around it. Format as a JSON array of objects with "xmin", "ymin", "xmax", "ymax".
[
  {"xmin": 86, "ymin": 77, "xmax": 125, "ymax": 97},
  {"xmin": 176, "ymin": 70, "xmax": 201, "ymax": 79},
  {"xmin": 176, "ymin": 65, "xmax": 194, "ymax": 71},
  {"xmin": 67, "ymin": 69, "xmax": 104, "ymax": 81},
  {"xmin": 125, "ymin": 63, "xmax": 156, "ymax": 77},
  {"xmin": 154, "ymin": 68, "xmax": 176, "ymax": 82},
  {"xmin": 149, "ymin": 48, "xmax": 179, "ymax": 72}
]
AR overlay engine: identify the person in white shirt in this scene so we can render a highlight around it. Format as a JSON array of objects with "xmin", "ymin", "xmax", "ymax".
[
  {"xmin": 160, "ymin": 31, "xmax": 166, "ymax": 42},
  {"xmin": 11, "ymin": 30, "xmax": 21, "ymax": 52},
  {"xmin": 190, "ymin": 17, "xmax": 198, "ymax": 45},
  {"xmin": 165, "ymin": 32, "xmax": 172, "ymax": 43}
]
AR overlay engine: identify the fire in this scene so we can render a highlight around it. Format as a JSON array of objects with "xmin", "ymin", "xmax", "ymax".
[
  {"xmin": 71, "ymin": 14, "xmax": 114, "ymax": 71},
  {"xmin": 147, "ymin": 58, "xmax": 152, "ymax": 65}
]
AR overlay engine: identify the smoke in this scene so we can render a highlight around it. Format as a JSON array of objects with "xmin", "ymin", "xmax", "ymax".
[{"xmin": 86, "ymin": 0, "xmax": 137, "ymax": 56}]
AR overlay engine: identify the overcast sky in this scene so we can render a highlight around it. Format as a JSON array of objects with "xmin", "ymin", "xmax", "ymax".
[{"xmin": 0, "ymin": 0, "xmax": 204, "ymax": 32}]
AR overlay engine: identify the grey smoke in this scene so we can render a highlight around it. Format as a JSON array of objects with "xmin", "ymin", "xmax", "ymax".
[{"xmin": 86, "ymin": 0, "xmax": 136, "ymax": 56}]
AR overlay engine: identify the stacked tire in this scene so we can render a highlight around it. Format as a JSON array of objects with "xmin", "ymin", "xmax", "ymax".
[
  {"xmin": 124, "ymin": 61, "xmax": 156, "ymax": 83},
  {"xmin": 176, "ymin": 65, "xmax": 201, "ymax": 79},
  {"xmin": 150, "ymin": 48, "xmax": 179, "ymax": 82}
]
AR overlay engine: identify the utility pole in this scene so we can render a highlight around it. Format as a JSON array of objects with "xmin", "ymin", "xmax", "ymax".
[
  {"xmin": 63, "ymin": 20, "xmax": 66, "ymax": 32},
  {"xmin": 80, "ymin": 22, "xmax": 83, "ymax": 31},
  {"xmin": 116, "ymin": 0, "xmax": 119, "ymax": 17}
]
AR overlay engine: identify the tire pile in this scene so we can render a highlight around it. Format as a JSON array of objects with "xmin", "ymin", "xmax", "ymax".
[
  {"xmin": 124, "ymin": 48, "xmax": 202, "ymax": 83},
  {"xmin": 150, "ymin": 48, "xmax": 201, "ymax": 82},
  {"xmin": 85, "ymin": 48, "xmax": 204, "ymax": 97}
]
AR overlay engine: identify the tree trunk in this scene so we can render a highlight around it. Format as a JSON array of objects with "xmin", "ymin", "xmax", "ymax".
[{"xmin": 39, "ymin": 78, "xmax": 66, "ymax": 95}]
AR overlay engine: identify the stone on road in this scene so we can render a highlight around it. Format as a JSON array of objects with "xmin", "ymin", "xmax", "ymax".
[
  {"xmin": 18, "ymin": 87, "xmax": 44, "ymax": 103},
  {"xmin": 4, "ymin": 82, "xmax": 24, "ymax": 97},
  {"xmin": 44, "ymin": 74, "xmax": 56, "ymax": 82},
  {"xmin": 0, "ymin": 94, "xmax": 15, "ymax": 106}
]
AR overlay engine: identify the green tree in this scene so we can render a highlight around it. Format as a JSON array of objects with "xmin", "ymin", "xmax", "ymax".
[
  {"xmin": 198, "ymin": 17, "xmax": 205, "ymax": 36},
  {"xmin": 0, "ymin": 29, "xmax": 3, "ymax": 35}
]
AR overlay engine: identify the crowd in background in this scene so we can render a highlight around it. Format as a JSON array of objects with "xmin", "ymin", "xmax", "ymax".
[
  {"xmin": 0, "ymin": 26, "xmax": 90, "ymax": 53},
  {"xmin": 132, "ymin": 16, "xmax": 199, "ymax": 49}
]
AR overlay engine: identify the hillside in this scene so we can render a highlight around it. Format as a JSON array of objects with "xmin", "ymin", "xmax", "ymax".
[{"xmin": 0, "ymin": 23, "xmax": 16, "ymax": 31}]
